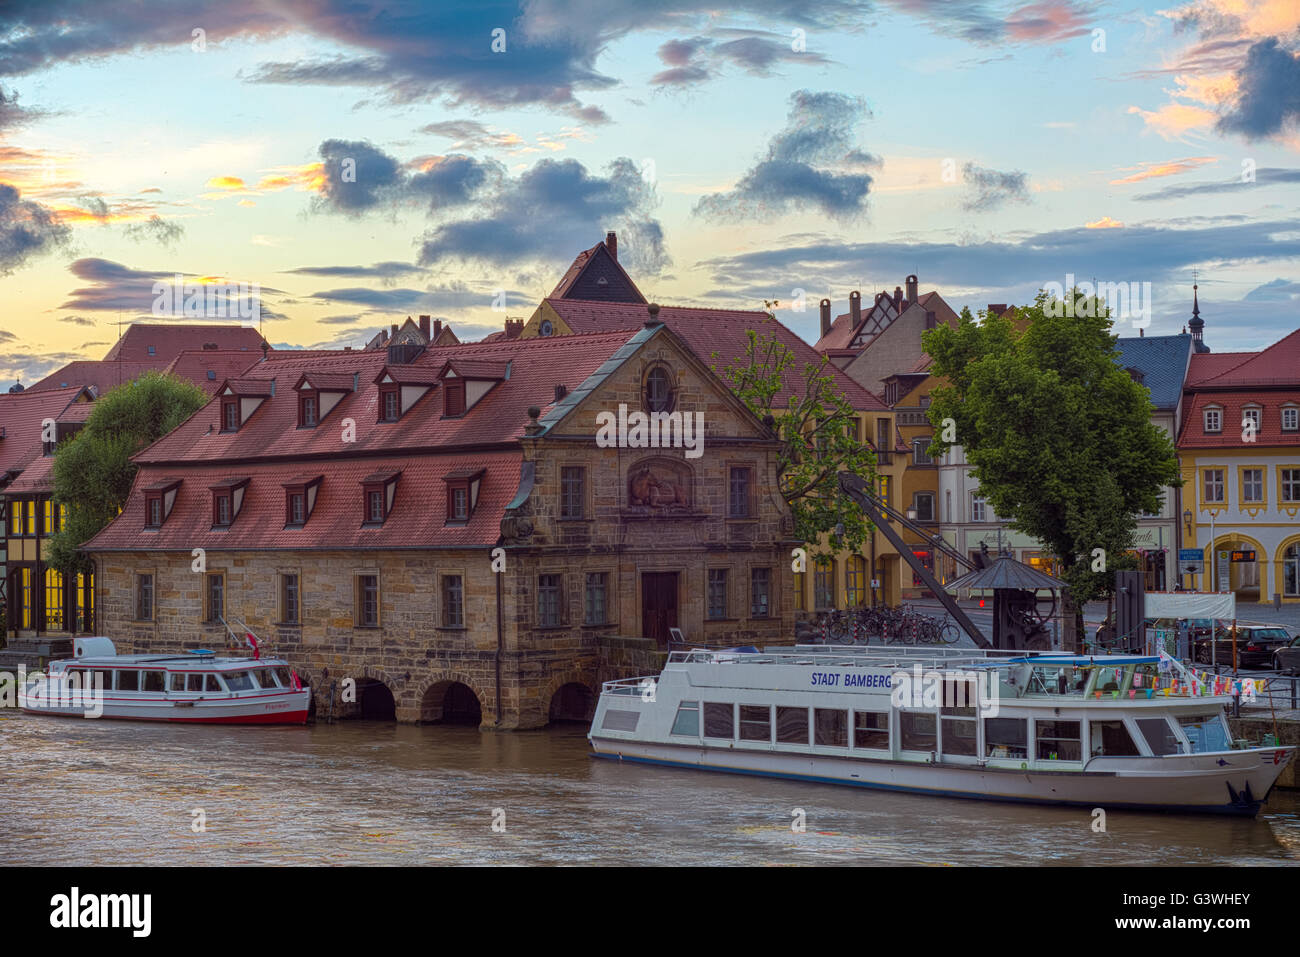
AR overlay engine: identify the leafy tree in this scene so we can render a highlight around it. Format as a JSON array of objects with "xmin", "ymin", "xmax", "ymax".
[
  {"xmin": 47, "ymin": 371, "xmax": 208, "ymax": 574},
  {"xmin": 713, "ymin": 323, "xmax": 877, "ymax": 559},
  {"xmin": 923, "ymin": 292, "xmax": 1181, "ymax": 647}
]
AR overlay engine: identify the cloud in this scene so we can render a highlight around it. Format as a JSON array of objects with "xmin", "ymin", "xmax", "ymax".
[
  {"xmin": 418, "ymin": 156, "xmax": 668, "ymax": 273},
  {"xmin": 1215, "ymin": 36, "xmax": 1300, "ymax": 139},
  {"xmin": 0, "ymin": 181, "xmax": 71, "ymax": 274},
  {"xmin": 1133, "ymin": 166, "xmax": 1300, "ymax": 200},
  {"xmin": 0, "ymin": 85, "xmax": 42, "ymax": 132},
  {"xmin": 407, "ymin": 154, "xmax": 504, "ymax": 211},
  {"xmin": 59, "ymin": 315, "xmax": 95, "ymax": 326},
  {"xmin": 1085, "ymin": 216, "xmax": 1124, "ymax": 229},
  {"xmin": 960, "ymin": 162, "xmax": 1030, "ymax": 212},
  {"xmin": 59, "ymin": 257, "xmax": 284, "ymax": 317},
  {"xmin": 308, "ymin": 282, "xmax": 526, "ymax": 312},
  {"xmin": 1243, "ymin": 278, "xmax": 1300, "ymax": 302},
  {"xmin": 285, "ymin": 261, "xmax": 423, "ymax": 280},
  {"xmin": 650, "ymin": 31, "xmax": 829, "ymax": 87},
  {"xmin": 0, "ymin": 329, "xmax": 16, "ymax": 343},
  {"xmin": 878, "ymin": 0, "xmax": 1094, "ymax": 46},
  {"xmin": 1108, "ymin": 156, "xmax": 1217, "ymax": 185},
  {"xmin": 306, "ymin": 139, "xmax": 500, "ymax": 215},
  {"xmin": 694, "ymin": 90, "xmax": 877, "ymax": 221},
  {"xmin": 418, "ymin": 120, "xmax": 527, "ymax": 152},
  {"xmin": 124, "ymin": 214, "xmax": 184, "ymax": 246}
]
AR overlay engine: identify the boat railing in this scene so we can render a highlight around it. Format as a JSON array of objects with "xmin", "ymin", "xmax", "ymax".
[{"xmin": 602, "ymin": 676, "xmax": 657, "ymax": 697}]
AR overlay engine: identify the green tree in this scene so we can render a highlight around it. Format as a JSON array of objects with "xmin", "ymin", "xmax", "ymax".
[
  {"xmin": 713, "ymin": 324, "xmax": 877, "ymax": 559},
  {"xmin": 923, "ymin": 292, "xmax": 1181, "ymax": 647},
  {"xmin": 47, "ymin": 371, "xmax": 208, "ymax": 574}
]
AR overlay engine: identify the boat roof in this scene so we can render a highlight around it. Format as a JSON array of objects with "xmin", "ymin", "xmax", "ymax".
[{"xmin": 61, "ymin": 654, "xmax": 287, "ymax": 668}]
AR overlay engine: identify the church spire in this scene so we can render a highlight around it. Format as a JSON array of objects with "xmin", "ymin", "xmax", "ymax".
[{"xmin": 1188, "ymin": 277, "xmax": 1209, "ymax": 353}]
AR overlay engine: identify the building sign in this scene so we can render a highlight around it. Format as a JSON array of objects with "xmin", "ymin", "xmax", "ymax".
[
  {"xmin": 1230, "ymin": 550, "xmax": 1256, "ymax": 563},
  {"xmin": 1178, "ymin": 548, "xmax": 1204, "ymax": 562}
]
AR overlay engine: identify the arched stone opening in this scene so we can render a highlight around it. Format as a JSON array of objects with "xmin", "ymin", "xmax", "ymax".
[
  {"xmin": 421, "ymin": 680, "xmax": 482, "ymax": 725},
  {"xmin": 354, "ymin": 677, "xmax": 396, "ymax": 721},
  {"xmin": 548, "ymin": 682, "xmax": 595, "ymax": 724}
]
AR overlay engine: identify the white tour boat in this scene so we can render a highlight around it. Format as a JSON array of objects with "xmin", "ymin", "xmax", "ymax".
[
  {"xmin": 589, "ymin": 645, "xmax": 1294, "ymax": 816},
  {"xmin": 19, "ymin": 637, "xmax": 310, "ymax": 725}
]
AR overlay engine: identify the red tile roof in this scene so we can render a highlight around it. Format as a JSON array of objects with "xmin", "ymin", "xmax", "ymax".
[
  {"xmin": 550, "ymin": 239, "xmax": 645, "ymax": 303},
  {"xmin": 1178, "ymin": 391, "xmax": 1300, "ymax": 448},
  {"xmin": 295, "ymin": 371, "xmax": 357, "ymax": 392},
  {"xmin": 28, "ymin": 359, "xmax": 164, "ymax": 395},
  {"xmin": 544, "ymin": 299, "xmax": 889, "ymax": 412},
  {"xmin": 0, "ymin": 387, "xmax": 82, "ymax": 481},
  {"xmin": 5, "ymin": 451, "xmax": 56, "ymax": 494},
  {"xmin": 1186, "ymin": 328, "xmax": 1300, "ymax": 388},
  {"xmin": 103, "ymin": 323, "xmax": 265, "ymax": 361},
  {"xmin": 219, "ymin": 378, "xmax": 275, "ymax": 397},
  {"xmin": 164, "ymin": 350, "xmax": 263, "ymax": 395},
  {"xmin": 1185, "ymin": 351, "xmax": 1255, "ymax": 387},
  {"xmin": 814, "ymin": 291, "xmax": 938, "ymax": 353},
  {"xmin": 439, "ymin": 358, "xmax": 509, "ymax": 379}
]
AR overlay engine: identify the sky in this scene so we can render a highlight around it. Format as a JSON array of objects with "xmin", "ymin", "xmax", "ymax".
[{"xmin": 0, "ymin": 0, "xmax": 1297, "ymax": 386}]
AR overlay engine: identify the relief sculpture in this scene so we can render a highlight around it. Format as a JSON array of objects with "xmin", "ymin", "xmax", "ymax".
[{"xmin": 628, "ymin": 460, "xmax": 691, "ymax": 509}]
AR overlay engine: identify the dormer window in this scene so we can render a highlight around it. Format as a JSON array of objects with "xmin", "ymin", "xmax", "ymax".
[
  {"xmin": 283, "ymin": 474, "xmax": 324, "ymax": 527},
  {"xmin": 142, "ymin": 479, "xmax": 182, "ymax": 528},
  {"xmin": 360, "ymin": 470, "xmax": 401, "ymax": 526},
  {"xmin": 373, "ymin": 366, "xmax": 439, "ymax": 423},
  {"xmin": 300, "ymin": 392, "xmax": 318, "ymax": 428},
  {"xmin": 1283, "ymin": 405, "xmax": 1299, "ymax": 432},
  {"xmin": 443, "ymin": 469, "xmax": 485, "ymax": 524},
  {"xmin": 380, "ymin": 387, "xmax": 399, "ymax": 422},
  {"xmin": 209, "ymin": 478, "xmax": 249, "ymax": 528},
  {"xmin": 222, "ymin": 397, "xmax": 239, "ymax": 432},
  {"xmin": 293, "ymin": 373, "xmax": 354, "ymax": 428},
  {"xmin": 1203, "ymin": 407, "xmax": 1221, "ymax": 434},
  {"xmin": 1242, "ymin": 405, "xmax": 1261, "ymax": 433},
  {"xmin": 445, "ymin": 379, "xmax": 466, "ymax": 416},
  {"xmin": 436, "ymin": 359, "xmax": 507, "ymax": 417},
  {"xmin": 216, "ymin": 378, "xmax": 273, "ymax": 432}
]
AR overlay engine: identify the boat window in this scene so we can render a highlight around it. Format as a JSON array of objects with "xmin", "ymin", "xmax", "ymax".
[
  {"xmin": 739, "ymin": 705, "xmax": 771, "ymax": 742},
  {"xmin": 776, "ymin": 706, "xmax": 809, "ymax": 744},
  {"xmin": 142, "ymin": 671, "xmax": 166, "ymax": 693},
  {"xmin": 1131, "ymin": 664, "xmax": 1159, "ymax": 691},
  {"xmin": 984, "ymin": 717, "xmax": 1027, "ymax": 759},
  {"xmin": 703, "ymin": 703, "xmax": 734, "ymax": 739},
  {"xmin": 91, "ymin": 669, "xmax": 112, "ymax": 691},
  {"xmin": 1036, "ymin": 720, "xmax": 1082, "ymax": 760},
  {"xmin": 273, "ymin": 667, "xmax": 292, "ymax": 686},
  {"xmin": 670, "ymin": 701, "xmax": 700, "ymax": 736},
  {"xmin": 815, "ymin": 708, "xmax": 848, "ymax": 747},
  {"xmin": 116, "ymin": 670, "xmax": 139, "ymax": 691},
  {"xmin": 187, "ymin": 673, "xmax": 204, "ymax": 691},
  {"xmin": 170, "ymin": 673, "xmax": 186, "ymax": 692},
  {"xmin": 224, "ymin": 671, "xmax": 253, "ymax": 691},
  {"xmin": 853, "ymin": 711, "xmax": 889, "ymax": 749},
  {"xmin": 206, "ymin": 674, "xmax": 223, "ymax": 692},
  {"xmin": 900, "ymin": 712, "xmax": 937, "ymax": 751},
  {"xmin": 252, "ymin": 669, "xmax": 279, "ymax": 689},
  {"xmin": 941, "ymin": 715, "xmax": 978, "ymax": 756},
  {"xmin": 1028, "ymin": 665, "xmax": 1089, "ymax": 695},
  {"xmin": 1178, "ymin": 714, "xmax": 1232, "ymax": 753},
  {"xmin": 1090, "ymin": 720, "xmax": 1140, "ymax": 757},
  {"xmin": 1136, "ymin": 717, "xmax": 1181, "ymax": 756},
  {"xmin": 941, "ymin": 678, "xmax": 978, "ymax": 715}
]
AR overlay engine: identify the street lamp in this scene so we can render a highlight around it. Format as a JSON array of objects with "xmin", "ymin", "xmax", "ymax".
[
  {"xmin": 906, "ymin": 507, "xmax": 918, "ymax": 521},
  {"xmin": 1183, "ymin": 508, "xmax": 1193, "ymax": 535}
]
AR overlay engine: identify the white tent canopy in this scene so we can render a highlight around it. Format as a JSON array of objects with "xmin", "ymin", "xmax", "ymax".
[{"xmin": 1144, "ymin": 592, "xmax": 1236, "ymax": 621}]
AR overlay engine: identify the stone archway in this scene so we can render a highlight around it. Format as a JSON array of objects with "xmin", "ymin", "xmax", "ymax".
[
  {"xmin": 418, "ymin": 676, "xmax": 485, "ymax": 726},
  {"xmin": 1210, "ymin": 533, "xmax": 1267, "ymax": 600},
  {"xmin": 548, "ymin": 682, "xmax": 595, "ymax": 723}
]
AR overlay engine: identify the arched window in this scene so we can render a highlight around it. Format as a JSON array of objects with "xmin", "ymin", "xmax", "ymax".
[
  {"xmin": 1284, "ymin": 544, "xmax": 1300, "ymax": 597},
  {"xmin": 644, "ymin": 366, "xmax": 674, "ymax": 413}
]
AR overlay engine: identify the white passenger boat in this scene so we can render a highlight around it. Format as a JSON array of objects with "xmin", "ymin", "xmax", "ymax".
[
  {"xmin": 18, "ymin": 638, "xmax": 310, "ymax": 725},
  {"xmin": 589, "ymin": 645, "xmax": 1294, "ymax": 816}
]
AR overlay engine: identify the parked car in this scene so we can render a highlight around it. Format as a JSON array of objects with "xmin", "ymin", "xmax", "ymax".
[
  {"xmin": 1275, "ymin": 634, "xmax": 1300, "ymax": 675},
  {"xmin": 1193, "ymin": 625, "xmax": 1292, "ymax": 668}
]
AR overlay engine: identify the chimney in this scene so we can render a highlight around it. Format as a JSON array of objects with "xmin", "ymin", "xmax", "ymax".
[
  {"xmin": 645, "ymin": 303, "xmax": 662, "ymax": 328},
  {"xmin": 893, "ymin": 286, "xmax": 903, "ymax": 309},
  {"xmin": 849, "ymin": 291, "xmax": 862, "ymax": 329},
  {"xmin": 924, "ymin": 310, "xmax": 936, "ymax": 330},
  {"xmin": 504, "ymin": 318, "xmax": 523, "ymax": 339},
  {"xmin": 418, "ymin": 314, "xmax": 431, "ymax": 340},
  {"xmin": 391, "ymin": 323, "xmax": 399, "ymax": 339},
  {"xmin": 432, "ymin": 319, "xmax": 443, "ymax": 342},
  {"xmin": 605, "ymin": 231, "xmax": 617, "ymax": 261},
  {"xmin": 1139, "ymin": 327, "xmax": 1144, "ymax": 338},
  {"xmin": 819, "ymin": 298, "xmax": 832, "ymax": 339},
  {"xmin": 905, "ymin": 274, "xmax": 918, "ymax": 304}
]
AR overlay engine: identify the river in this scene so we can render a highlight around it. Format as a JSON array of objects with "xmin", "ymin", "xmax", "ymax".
[{"xmin": 3, "ymin": 712, "xmax": 1298, "ymax": 866}]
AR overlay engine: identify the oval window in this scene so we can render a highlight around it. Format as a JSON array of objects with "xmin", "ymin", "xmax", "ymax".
[
  {"xmin": 645, "ymin": 366, "xmax": 674, "ymax": 413},
  {"xmin": 539, "ymin": 319, "xmax": 554, "ymax": 337}
]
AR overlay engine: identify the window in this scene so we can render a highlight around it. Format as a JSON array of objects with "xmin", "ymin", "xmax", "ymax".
[
  {"xmin": 225, "ymin": 671, "xmax": 254, "ymax": 692},
  {"xmin": 560, "ymin": 467, "xmax": 585, "ymax": 519},
  {"xmin": 222, "ymin": 398, "xmax": 239, "ymax": 432},
  {"xmin": 1242, "ymin": 407, "xmax": 1260, "ymax": 433},
  {"xmin": 703, "ymin": 702, "xmax": 734, "ymax": 739},
  {"xmin": 913, "ymin": 492, "xmax": 934, "ymax": 522},
  {"xmin": 728, "ymin": 467, "xmax": 751, "ymax": 518},
  {"xmin": 43, "ymin": 569, "xmax": 64, "ymax": 631},
  {"xmin": 854, "ymin": 711, "xmax": 889, "ymax": 749},
  {"xmin": 845, "ymin": 556, "xmax": 866, "ymax": 608},
  {"xmin": 538, "ymin": 574, "xmax": 562, "ymax": 626},
  {"xmin": 356, "ymin": 574, "xmax": 379, "ymax": 627},
  {"xmin": 940, "ymin": 683, "xmax": 977, "ymax": 756},
  {"xmin": 815, "ymin": 708, "xmax": 848, "ymax": 747},
  {"xmin": 214, "ymin": 492, "xmax": 231, "ymax": 526},
  {"xmin": 1036, "ymin": 719, "xmax": 1082, "ymax": 761},
  {"xmin": 900, "ymin": 712, "xmax": 937, "ymax": 751},
  {"xmin": 793, "ymin": 570, "xmax": 805, "ymax": 612},
  {"xmin": 970, "ymin": 493, "xmax": 987, "ymax": 523},
  {"xmin": 281, "ymin": 574, "xmax": 299, "ymax": 625},
  {"xmin": 299, "ymin": 393, "xmax": 318, "ymax": 428},
  {"xmin": 206, "ymin": 574, "xmax": 224, "ymax": 623},
  {"xmin": 1284, "ymin": 407, "xmax": 1299, "ymax": 432},
  {"xmin": 450, "ymin": 486, "xmax": 469, "ymax": 521},
  {"xmin": 912, "ymin": 438, "xmax": 933, "ymax": 466},
  {"xmin": 142, "ymin": 671, "xmax": 165, "ymax": 693},
  {"xmin": 367, "ymin": 489, "xmax": 385, "ymax": 523},
  {"xmin": 1090, "ymin": 720, "xmax": 1140, "ymax": 757},
  {"xmin": 444, "ymin": 379, "xmax": 466, "ymax": 416},
  {"xmin": 136, "ymin": 574, "xmax": 154, "ymax": 621},
  {"xmin": 584, "ymin": 572, "xmax": 607, "ymax": 625},
  {"xmin": 707, "ymin": 569, "xmax": 728, "ymax": 618},
  {"xmin": 877, "ymin": 474, "xmax": 890, "ymax": 508},
  {"xmin": 814, "ymin": 559, "xmax": 834, "ymax": 610},
  {"xmin": 1203, "ymin": 468, "xmax": 1224, "ymax": 503},
  {"xmin": 739, "ymin": 705, "xmax": 771, "ymax": 742},
  {"xmin": 1285, "ymin": 544, "xmax": 1300, "ymax": 597},
  {"xmin": 670, "ymin": 701, "xmax": 700, "ymax": 736},
  {"xmin": 644, "ymin": 366, "xmax": 673, "ymax": 413},
  {"xmin": 288, "ymin": 493, "xmax": 305, "ymax": 525},
  {"xmin": 1283, "ymin": 469, "xmax": 1300, "ymax": 503},
  {"xmin": 42, "ymin": 499, "xmax": 55, "ymax": 534},
  {"xmin": 1242, "ymin": 468, "xmax": 1264, "ymax": 503},
  {"xmin": 116, "ymin": 670, "xmax": 139, "ymax": 691},
  {"xmin": 1178, "ymin": 714, "xmax": 1232, "ymax": 753},
  {"xmin": 776, "ymin": 706, "xmax": 809, "ymax": 744},
  {"xmin": 1203, "ymin": 407, "xmax": 1221, "ymax": 433},
  {"xmin": 984, "ymin": 717, "xmax": 1027, "ymax": 759},
  {"xmin": 750, "ymin": 568, "xmax": 770, "ymax": 618},
  {"xmin": 1136, "ymin": 717, "xmax": 1180, "ymax": 756},
  {"xmin": 380, "ymin": 387, "xmax": 400, "ymax": 422},
  {"xmin": 442, "ymin": 575, "xmax": 464, "ymax": 627},
  {"xmin": 146, "ymin": 495, "xmax": 163, "ymax": 527}
]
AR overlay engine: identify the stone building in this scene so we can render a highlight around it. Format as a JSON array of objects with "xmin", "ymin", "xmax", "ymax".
[{"xmin": 83, "ymin": 321, "xmax": 797, "ymax": 728}]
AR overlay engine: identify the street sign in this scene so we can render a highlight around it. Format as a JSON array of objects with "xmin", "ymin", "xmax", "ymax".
[
  {"xmin": 1181, "ymin": 561, "xmax": 1203, "ymax": 574},
  {"xmin": 1178, "ymin": 548, "xmax": 1204, "ymax": 561},
  {"xmin": 1230, "ymin": 550, "xmax": 1256, "ymax": 562}
]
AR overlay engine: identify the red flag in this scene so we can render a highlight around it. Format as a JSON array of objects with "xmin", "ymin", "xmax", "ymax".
[
  {"xmin": 245, "ymin": 632, "xmax": 260, "ymax": 660},
  {"xmin": 290, "ymin": 669, "xmax": 301, "ymax": 691}
]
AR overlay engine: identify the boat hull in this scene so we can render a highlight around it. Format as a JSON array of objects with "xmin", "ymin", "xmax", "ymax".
[
  {"xmin": 19, "ymin": 687, "xmax": 311, "ymax": 725},
  {"xmin": 590, "ymin": 736, "xmax": 1292, "ymax": 816}
]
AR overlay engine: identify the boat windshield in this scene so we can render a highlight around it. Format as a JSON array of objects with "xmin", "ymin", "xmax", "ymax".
[
  {"xmin": 224, "ymin": 671, "xmax": 254, "ymax": 692},
  {"xmin": 1027, "ymin": 664, "xmax": 1089, "ymax": 695},
  {"xmin": 1178, "ymin": 713, "xmax": 1232, "ymax": 753}
]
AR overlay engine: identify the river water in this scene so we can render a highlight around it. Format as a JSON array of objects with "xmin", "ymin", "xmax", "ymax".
[{"xmin": 3, "ymin": 711, "xmax": 1298, "ymax": 866}]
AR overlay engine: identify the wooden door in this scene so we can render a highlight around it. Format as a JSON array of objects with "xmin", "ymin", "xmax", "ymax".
[{"xmin": 641, "ymin": 572, "xmax": 678, "ymax": 648}]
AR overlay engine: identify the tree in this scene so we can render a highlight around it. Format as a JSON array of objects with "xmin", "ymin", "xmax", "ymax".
[
  {"xmin": 713, "ymin": 324, "xmax": 877, "ymax": 559},
  {"xmin": 47, "ymin": 371, "xmax": 208, "ymax": 574},
  {"xmin": 922, "ymin": 292, "xmax": 1182, "ymax": 647}
]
